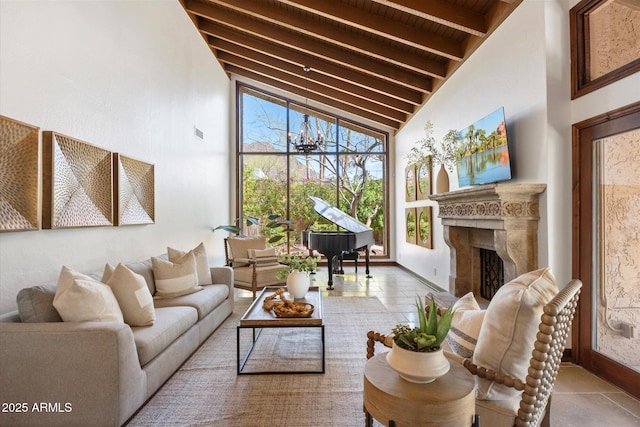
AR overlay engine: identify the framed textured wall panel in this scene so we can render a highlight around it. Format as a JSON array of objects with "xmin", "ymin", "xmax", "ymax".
[
  {"xmin": 113, "ymin": 154, "xmax": 154, "ymax": 226},
  {"xmin": 0, "ymin": 116, "xmax": 40, "ymax": 232},
  {"xmin": 42, "ymin": 131, "xmax": 113, "ymax": 229}
]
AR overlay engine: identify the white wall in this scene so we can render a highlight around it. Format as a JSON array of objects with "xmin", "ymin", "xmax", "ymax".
[
  {"xmin": 395, "ymin": 0, "xmax": 640, "ymax": 292},
  {"xmin": 0, "ymin": 0, "xmax": 232, "ymax": 314}
]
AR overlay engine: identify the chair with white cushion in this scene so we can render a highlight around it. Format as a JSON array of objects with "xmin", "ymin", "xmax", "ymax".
[
  {"xmin": 366, "ymin": 268, "xmax": 582, "ymax": 427},
  {"xmin": 224, "ymin": 236, "xmax": 286, "ymax": 298}
]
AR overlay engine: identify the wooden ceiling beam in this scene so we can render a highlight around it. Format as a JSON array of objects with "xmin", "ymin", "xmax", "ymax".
[
  {"xmin": 218, "ymin": 52, "xmax": 408, "ymax": 123},
  {"xmin": 188, "ymin": 0, "xmax": 448, "ymax": 78},
  {"xmin": 277, "ymin": 0, "xmax": 464, "ymax": 60},
  {"xmin": 211, "ymin": 39, "xmax": 415, "ymax": 114},
  {"xmin": 368, "ymin": 0, "xmax": 487, "ymax": 37},
  {"xmin": 194, "ymin": 15, "xmax": 435, "ymax": 92},
  {"xmin": 200, "ymin": 22, "xmax": 425, "ymax": 104},
  {"xmin": 226, "ymin": 65, "xmax": 402, "ymax": 129}
]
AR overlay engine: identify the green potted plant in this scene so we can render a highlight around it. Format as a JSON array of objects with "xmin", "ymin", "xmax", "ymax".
[
  {"xmin": 386, "ymin": 296, "xmax": 455, "ymax": 383},
  {"xmin": 276, "ymin": 252, "xmax": 320, "ymax": 299},
  {"xmin": 213, "ymin": 214, "xmax": 294, "ymax": 246},
  {"xmin": 406, "ymin": 121, "xmax": 460, "ymax": 193}
]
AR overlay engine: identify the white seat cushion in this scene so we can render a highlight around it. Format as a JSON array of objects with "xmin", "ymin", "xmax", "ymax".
[{"xmin": 472, "ymin": 267, "xmax": 559, "ymax": 404}]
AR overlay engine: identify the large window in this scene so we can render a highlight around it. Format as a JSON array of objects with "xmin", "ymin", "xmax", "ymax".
[{"xmin": 238, "ymin": 85, "xmax": 388, "ymax": 257}]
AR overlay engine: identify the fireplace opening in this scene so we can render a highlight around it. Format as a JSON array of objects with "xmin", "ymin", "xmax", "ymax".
[{"xmin": 480, "ymin": 248, "xmax": 504, "ymax": 300}]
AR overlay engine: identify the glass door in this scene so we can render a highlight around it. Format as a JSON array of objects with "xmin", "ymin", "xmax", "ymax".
[{"xmin": 573, "ymin": 101, "xmax": 640, "ymax": 398}]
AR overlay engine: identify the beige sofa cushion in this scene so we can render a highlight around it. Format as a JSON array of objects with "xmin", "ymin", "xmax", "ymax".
[
  {"xmin": 16, "ymin": 283, "xmax": 62, "ymax": 323},
  {"xmin": 103, "ymin": 263, "xmax": 156, "ymax": 327},
  {"xmin": 53, "ymin": 266, "xmax": 124, "ymax": 323},
  {"xmin": 131, "ymin": 306, "xmax": 198, "ymax": 366},
  {"xmin": 153, "ymin": 284, "xmax": 229, "ymax": 320},
  {"xmin": 122, "ymin": 257, "xmax": 158, "ymax": 295},
  {"xmin": 167, "ymin": 242, "xmax": 212, "ymax": 285},
  {"xmin": 152, "ymin": 253, "xmax": 202, "ymax": 299},
  {"xmin": 473, "ymin": 267, "xmax": 558, "ymax": 404},
  {"xmin": 446, "ymin": 292, "xmax": 485, "ymax": 359}
]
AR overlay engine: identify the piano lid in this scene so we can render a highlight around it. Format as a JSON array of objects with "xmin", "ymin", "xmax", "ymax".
[{"xmin": 309, "ymin": 196, "xmax": 371, "ymax": 233}]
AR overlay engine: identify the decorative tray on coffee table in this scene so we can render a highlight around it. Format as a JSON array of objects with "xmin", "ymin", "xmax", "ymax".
[{"xmin": 262, "ymin": 288, "xmax": 314, "ymax": 318}]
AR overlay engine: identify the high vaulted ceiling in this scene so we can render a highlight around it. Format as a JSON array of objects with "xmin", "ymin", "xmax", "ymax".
[{"xmin": 181, "ymin": 0, "xmax": 523, "ymax": 131}]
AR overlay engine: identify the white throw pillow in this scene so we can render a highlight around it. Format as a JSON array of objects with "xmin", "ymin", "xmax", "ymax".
[
  {"xmin": 102, "ymin": 263, "xmax": 155, "ymax": 326},
  {"xmin": 152, "ymin": 252, "xmax": 202, "ymax": 299},
  {"xmin": 53, "ymin": 266, "xmax": 124, "ymax": 323},
  {"xmin": 473, "ymin": 267, "xmax": 559, "ymax": 403},
  {"xmin": 167, "ymin": 242, "xmax": 212, "ymax": 285},
  {"xmin": 446, "ymin": 292, "xmax": 485, "ymax": 359}
]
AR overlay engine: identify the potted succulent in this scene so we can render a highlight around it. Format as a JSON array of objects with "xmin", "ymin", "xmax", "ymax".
[
  {"xmin": 276, "ymin": 252, "xmax": 320, "ymax": 299},
  {"xmin": 386, "ymin": 296, "xmax": 455, "ymax": 383}
]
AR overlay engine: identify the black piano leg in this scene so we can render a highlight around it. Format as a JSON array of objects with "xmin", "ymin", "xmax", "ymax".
[
  {"xmin": 327, "ymin": 256, "xmax": 335, "ymax": 290},
  {"xmin": 365, "ymin": 250, "xmax": 372, "ymax": 279}
]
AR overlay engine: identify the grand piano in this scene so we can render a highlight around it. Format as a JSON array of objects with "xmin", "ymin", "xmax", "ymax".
[{"xmin": 304, "ymin": 196, "xmax": 374, "ymax": 290}]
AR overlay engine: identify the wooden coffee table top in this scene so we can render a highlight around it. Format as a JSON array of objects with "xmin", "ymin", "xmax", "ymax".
[{"xmin": 239, "ymin": 286, "xmax": 323, "ymax": 327}]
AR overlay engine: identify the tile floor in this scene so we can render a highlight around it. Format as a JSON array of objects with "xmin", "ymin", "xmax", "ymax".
[{"xmin": 238, "ymin": 264, "xmax": 640, "ymax": 426}]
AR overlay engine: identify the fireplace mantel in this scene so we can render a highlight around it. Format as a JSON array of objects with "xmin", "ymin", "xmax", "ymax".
[{"xmin": 429, "ymin": 183, "xmax": 546, "ymax": 299}]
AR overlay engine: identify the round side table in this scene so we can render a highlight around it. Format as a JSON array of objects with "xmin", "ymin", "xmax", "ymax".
[{"xmin": 363, "ymin": 352, "xmax": 476, "ymax": 427}]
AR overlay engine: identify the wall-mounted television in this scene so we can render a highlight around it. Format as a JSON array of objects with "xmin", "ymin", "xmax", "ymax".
[{"xmin": 455, "ymin": 107, "xmax": 512, "ymax": 187}]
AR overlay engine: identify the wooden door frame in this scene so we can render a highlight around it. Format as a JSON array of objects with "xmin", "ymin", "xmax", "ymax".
[{"xmin": 572, "ymin": 101, "xmax": 640, "ymax": 399}]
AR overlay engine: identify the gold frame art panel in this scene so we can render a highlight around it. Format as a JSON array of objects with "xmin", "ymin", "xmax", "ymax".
[
  {"xmin": 113, "ymin": 153, "xmax": 155, "ymax": 226},
  {"xmin": 42, "ymin": 131, "xmax": 113, "ymax": 229},
  {"xmin": 417, "ymin": 206, "xmax": 433, "ymax": 249},
  {"xmin": 405, "ymin": 164, "xmax": 416, "ymax": 202},
  {"xmin": 1, "ymin": 116, "xmax": 40, "ymax": 232},
  {"xmin": 416, "ymin": 159, "xmax": 432, "ymax": 200},
  {"xmin": 405, "ymin": 208, "xmax": 416, "ymax": 244}
]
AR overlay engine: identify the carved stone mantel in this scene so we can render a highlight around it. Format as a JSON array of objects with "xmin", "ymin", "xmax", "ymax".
[{"xmin": 429, "ymin": 183, "xmax": 546, "ymax": 299}]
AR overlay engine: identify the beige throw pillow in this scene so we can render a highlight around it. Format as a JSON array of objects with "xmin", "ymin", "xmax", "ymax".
[
  {"xmin": 102, "ymin": 263, "xmax": 155, "ymax": 326},
  {"xmin": 446, "ymin": 292, "xmax": 485, "ymax": 359},
  {"xmin": 473, "ymin": 267, "xmax": 559, "ymax": 403},
  {"xmin": 53, "ymin": 266, "xmax": 124, "ymax": 323},
  {"xmin": 152, "ymin": 252, "xmax": 202, "ymax": 299},
  {"xmin": 167, "ymin": 242, "xmax": 212, "ymax": 285}
]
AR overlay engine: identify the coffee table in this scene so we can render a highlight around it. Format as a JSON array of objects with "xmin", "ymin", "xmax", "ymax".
[
  {"xmin": 364, "ymin": 352, "xmax": 476, "ymax": 426},
  {"xmin": 237, "ymin": 286, "xmax": 324, "ymax": 375}
]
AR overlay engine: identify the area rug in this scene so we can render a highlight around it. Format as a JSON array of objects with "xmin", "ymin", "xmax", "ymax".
[{"xmin": 126, "ymin": 296, "xmax": 396, "ymax": 427}]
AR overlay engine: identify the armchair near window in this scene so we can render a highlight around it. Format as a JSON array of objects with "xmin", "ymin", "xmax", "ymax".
[
  {"xmin": 224, "ymin": 236, "xmax": 286, "ymax": 298},
  {"xmin": 366, "ymin": 271, "xmax": 582, "ymax": 427}
]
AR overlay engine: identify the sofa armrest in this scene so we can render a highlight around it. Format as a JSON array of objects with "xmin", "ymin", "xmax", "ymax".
[
  {"xmin": 210, "ymin": 266, "xmax": 233, "ymax": 291},
  {"xmin": 0, "ymin": 322, "xmax": 146, "ymax": 427}
]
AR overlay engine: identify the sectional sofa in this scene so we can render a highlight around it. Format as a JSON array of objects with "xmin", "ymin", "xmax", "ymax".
[{"xmin": 0, "ymin": 247, "xmax": 234, "ymax": 427}]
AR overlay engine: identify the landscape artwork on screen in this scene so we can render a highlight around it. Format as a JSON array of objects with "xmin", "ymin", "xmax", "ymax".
[{"xmin": 455, "ymin": 107, "xmax": 512, "ymax": 187}]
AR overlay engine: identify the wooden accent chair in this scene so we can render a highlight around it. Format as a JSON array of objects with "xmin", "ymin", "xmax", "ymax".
[
  {"xmin": 367, "ymin": 279, "xmax": 582, "ymax": 427},
  {"xmin": 224, "ymin": 236, "xmax": 286, "ymax": 298}
]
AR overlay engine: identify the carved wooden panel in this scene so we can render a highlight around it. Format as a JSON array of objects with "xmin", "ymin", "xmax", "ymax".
[
  {"xmin": 0, "ymin": 116, "xmax": 40, "ymax": 232},
  {"xmin": 42, "ymin": 131, "xmax": 113, "ymax": 229},
  {"xmin": 113, "ymin": 154, "xmax": 154, "ymax": 226},
  {"xmin": 416, "ymin": 160, "xmax": 432, "ymax": 200}
]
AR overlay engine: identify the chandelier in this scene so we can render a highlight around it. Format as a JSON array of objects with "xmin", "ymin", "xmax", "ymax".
[{"xmin": 289, "ymin": 66, "xmax": 323, "ymax": 154}]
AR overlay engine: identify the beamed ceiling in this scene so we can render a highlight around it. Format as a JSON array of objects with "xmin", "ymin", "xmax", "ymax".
[{"xmin": 181, "ymin": 0, "xmax": 523, "ymax": 131}]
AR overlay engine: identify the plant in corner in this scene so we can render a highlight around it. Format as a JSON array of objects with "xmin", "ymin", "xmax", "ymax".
[
  {"xmin": 213, "ymin": 214, "xmax": 294, "ymax": 246},
  {"xmin": 386, "ymin": 296, "xmax": 455, "ymax": 383}
]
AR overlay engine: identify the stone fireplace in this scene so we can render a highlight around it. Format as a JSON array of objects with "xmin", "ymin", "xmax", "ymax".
[{"xmin": 429, "ymin": 183, "xmax": 546, "ymax": 302}]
